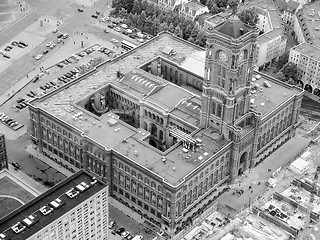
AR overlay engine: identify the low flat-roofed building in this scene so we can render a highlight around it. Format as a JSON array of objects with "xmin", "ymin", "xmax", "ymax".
[
  {"xmin": 0, "ymin": 170, "xmax": 108, "ymax": 240},
  {"xmin": 238, "ymin": 214, "xmax": 290, "ymax": 240}
]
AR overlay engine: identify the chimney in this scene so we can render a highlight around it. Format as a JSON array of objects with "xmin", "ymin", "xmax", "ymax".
[{"xmin": 240, "ymin": 28, "xmax": 244, "ymax": 35}]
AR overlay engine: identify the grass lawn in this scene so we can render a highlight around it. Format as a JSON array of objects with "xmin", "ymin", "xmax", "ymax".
[
  {"xmin": 0, "ymin": 176, "xmax": 35, "ymax": 203},
  {"xmin": 0, "ymin": 197, "xmax": 22, "ymax": 218}
]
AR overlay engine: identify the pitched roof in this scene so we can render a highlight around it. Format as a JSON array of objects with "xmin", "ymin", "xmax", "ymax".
[{"xmin": 216, "ymin": 15, "xmax": 250, "ymax": 39}]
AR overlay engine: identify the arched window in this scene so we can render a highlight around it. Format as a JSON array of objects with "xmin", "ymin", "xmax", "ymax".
[{"xmin": 131, "ymin": 170, "xmax": 136, "ymax": 177}]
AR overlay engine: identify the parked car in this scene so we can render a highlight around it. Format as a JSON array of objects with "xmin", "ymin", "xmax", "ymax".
[
  {"xmin": 49, "ymin": 43, "xmax": 56, "ymax": 49},
  {"xmin": 46, "ymin": 42, "xmax": 53, "ymax": 47},
  {"xmin": 121, "ymin": 231, "xmax": 130, "ymax": 238},
  {"xmin": 57, "ymin": 63, "xmax": 64, "ymax": 68},
  {"xmin": 108, "ymin": 24, "xmax": 115, "ymax": 29},
  {"xmin": 53, "ymin": 28, "xmax": 58, "ymax": 33},
  {"xmin": 57, "ymin": 33, "xmax": 64, "ymax": 38},
  {"xmin": 62, "ymin": 34, "xmax": 69, "ymax": 39},
  {"xmin": 11, "ymin": 41, "xmax": 18, "ymax": 46},
  {"xmin": 111, "ymin": 39, "xmax": 119, "ymax": 44},
  {"xmin": 91, "ymin": 14, "xmax": 98, "ymax": 19},
  {"xmin": 116, "ymin": 227, "xmax": 125, "ymax": 235},
  {"xmin": 77, "ymin": 8, "xmax": 84, "ymax": 12},
  {"xmin": 19, "ymin": 41, "xmax": 28, "ymax": 47},
  {"xmin": 120, "ymin": 23, "xmax": 128, "ymax": 29},
  {"xmin": 43, "ymin": 49, "xmax": 49, "ymax": 54},
  {"xmin": 32, "ymin": 75, "xmax": 39, "ymax": 83},
  {"xmin": 17, "ymin": 43, "xmax": 25, "ymax": 48},
  {"xmin": 12, "ymin": 162, "xmax": 20, "ymax": 169},
  {"xmin": 114, "ymin": 27, "xmax": 121, "ymax": 32},
  {"xmin": 4, "ymin": 45, "xmax": 13, "ymax": 51},
  {"xmin": 36, "ymin": 54, "xmax": 43, "ymax": 60},
  {"xmin": 125, "ymin": 234, "xmax": 133, "ymax": 240},
  {"xmin": 17, "ymin": 98, "xmax": 25, "ymax": 103},
  {"xmin": 3, "ymin": 53, "xmax": 10, "ymax": 58},
  {"xmin": 109, "ymin": 221, "xmax": 116, "ymax": 229}
]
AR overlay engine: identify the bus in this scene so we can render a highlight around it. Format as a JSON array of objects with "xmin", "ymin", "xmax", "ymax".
[{"xmin": 121, "ymin": 40, "xmax": 137, "ymax": 51}]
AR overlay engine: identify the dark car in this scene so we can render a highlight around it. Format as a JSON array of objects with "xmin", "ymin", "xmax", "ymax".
[
  {"xmin": 57, "ymin": 63, "xmax": 64, "ymax": 68},
  {"xmin": 17, "ymin": 98, "xmax": 25, "ymax": 103},
  {"xmin": 108, "ymin": 24, "xmax": 114, "ymax": 29},
  {"xmin": 91, "ymin": 14, "xmax": 98, "ymax": 19},
  {"xmin": 109, "ymin": 221, "xmax": 116, "ymax": 229},
  {"xmin": 19, "ymin": 41, "xmax": 28, "ymax": 47},
  {"xmin": 15, "ymin": 104, "xmax": 23, "ymax": 110},
  {"xmin": 32, "ymin": 75, "xmax": 39, "ymax": 83},
  {"xmin": 77, "ymin": 8, "xmax": 84, "ymax": 12},
  {"xmin": 116, "ymin": 227, "xmax": 125, "ymax": 235},
  {"xmin": 4, "ymin": 45, "xmax": 13, "ymax": 51},
  {"xmin": 17, "ymin": 43, "xmax": 25, "ymax": 48},
  {"xmin": 57, "ymin": 33, "xmax": 64, "ymax": 38},
  {"xmin": 12, "ymin": 162, "xmax": 20, "ymax": 169},
  {"xmin": 43, "ymin": 49, "xmax": 49, "ymax": 54},
  {"xmin": 26, "ymin": 93, "xmax": 35, "ymax": 98}
]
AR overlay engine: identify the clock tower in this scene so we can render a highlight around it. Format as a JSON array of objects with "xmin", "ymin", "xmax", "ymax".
[{"xmin": 200, "ymin": 15, "xmax": 259, "ymax": 140}]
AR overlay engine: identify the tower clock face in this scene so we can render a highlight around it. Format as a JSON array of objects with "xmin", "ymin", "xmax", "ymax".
[
  {"xmin": 238, "ymin": 51, "xmax": 244, "ymax": 61},
  {"xmin": 219, "ymin": 51, "xmax": 228, "ymax": 61}
]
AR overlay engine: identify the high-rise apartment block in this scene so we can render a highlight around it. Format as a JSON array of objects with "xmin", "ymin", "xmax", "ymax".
[{"xmin": 0, "ymin": 170, "xmax": 108, "ymax": 240}]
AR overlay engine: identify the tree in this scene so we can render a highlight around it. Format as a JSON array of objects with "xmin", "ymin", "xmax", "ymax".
[
  {"xmin": 238, "ymin": 8, "xmax": 259, "ymax": 26},
  {"xmin": 194, "ymin": 29, "xmax": 207, "ymax": 47},
  {"xmin": 137, "ymin": 10, "xmax": 147, "ymax": 30},
  {"xmin": 282, "ymin": 62, "xmax": 299, "ymax": 81},
  {"xmin": 158, "ymin": 22, "xmax": 169, "ymax": 32},
  {"xmin": 275, "ymin": 71, "xmax": 287, "ymax": 82},
  {"xmin": 183, "ymin": 24, "xmax": 193, "ymax": 40},
  {"xmin": 118, "ymin": 8, "xmax": 128, "ymax": 18},
  {"xmin": 168, "ymin": 23, "xmax": 175, "ymax": 33},
  {"xmin": 287, "ymin": 78, "xmax": 295, "ymax": 85},
  {"xmin": 200, "ymin": 0, "xmax": 207, "ymax": 4},
  {"xmin": 174, "ymin": 25, "xmax": 183, "ymax": 38},
  {"xmin": 190, "ymin": 26, "xmax": 199, "ymax": 38},
  {"xmin": 277, "ymin": 51, "xmax": 289, "ymax": 70},
  {"xmin": 216, "ymin": 0, "xmax": 229, "ymax": 8},
  {"xmin": 228, "ymin": 0, "xmax": 239, "ymax": 15},
  {"xmin": 206, "ymin": 0, "xmax": 214, "ymax": 10},
  {"xmin": 209, "ymin": 3, "xmax": 221, "ymax": 14},
  {"xmin": 131, "ymin": 0, "xmax": 142, "ymax": 14}
]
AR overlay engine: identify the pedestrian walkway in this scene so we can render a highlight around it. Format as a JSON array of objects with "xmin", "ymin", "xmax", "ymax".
[
  {"xmin": 26, "ymin": 144, "xmax": 72, "ymax": 177},
  {"xmin": 218, "ymin": 135, "xmax": 310, "ymax": 211}
]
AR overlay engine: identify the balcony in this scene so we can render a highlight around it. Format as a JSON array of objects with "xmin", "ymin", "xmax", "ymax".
[{"xmin": 161, "ymin": 214, "xmax": 171, "ymax": 223}]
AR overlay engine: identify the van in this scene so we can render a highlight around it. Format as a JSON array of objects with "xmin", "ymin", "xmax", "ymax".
[{"xmin": 132, "ymin": 235, "xmax": 143, "ymax": 240}]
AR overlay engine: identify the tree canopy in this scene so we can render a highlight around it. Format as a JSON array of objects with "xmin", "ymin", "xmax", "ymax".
[{"xmin": 237, "ymin": 8, "xmax": 259, "ymax": 26}]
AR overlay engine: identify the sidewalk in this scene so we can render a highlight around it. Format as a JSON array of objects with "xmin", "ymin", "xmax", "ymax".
[
  {"xmin": 218, "ymin": 135, "xmax": 310, "ymax": 211},
  {"xmin": 26, "ymin": 144, "xmax": 72, "ymax": 177}
]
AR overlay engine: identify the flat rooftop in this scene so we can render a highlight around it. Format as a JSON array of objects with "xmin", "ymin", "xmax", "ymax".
[
  {"xmin": 281, "ymin": 184, "xmax": 320, "ymax": 214},
  {"xmin": 0, "ymin": 170, "xmax": 107, "ymax": 240},
  {"xmin": 240, "ymin": 214, "xmax": 290, "ymax": 240},
  {"xmin": 114, "ymin": 127, "xmax": 229, "ymax": 186},
  {"xmin": 249, "ymin": 72, "xmax": 301, "ymax": 118},
  {"xmin": 296, "ymin": 1, "xmax": 320, "ymax": 46},
  {"xmin": 262, "ymin": 198, "xmax": 307, "ymax": 230},
  {"xmin": 291, "ymin": 42, "xmax": 320, "ymax": 62}
]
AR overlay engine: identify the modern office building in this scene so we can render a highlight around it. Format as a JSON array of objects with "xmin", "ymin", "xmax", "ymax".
[
  {"xmin": 0, "ymin": 170, "xmax": 108, "ymax": 240},
  {"xmin": 28, "ymin": 14, "xmax": 303, "ymax": 237},
  {"xmin": 0, "ymin": 132, "xmax": 8, "ymax": 171}
]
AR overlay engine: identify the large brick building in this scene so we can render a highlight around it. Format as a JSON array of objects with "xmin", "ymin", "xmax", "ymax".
[{"xmin": 28, "ymin": 14, "xmax": 303, "ymax": 237}]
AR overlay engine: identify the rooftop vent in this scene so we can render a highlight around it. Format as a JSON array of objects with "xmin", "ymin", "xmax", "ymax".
[
  {"xmin": 40, "ymin": 205, "xmax": 53, "ymax": 216},
  {"xmin": 172, "ymin": 167, "xmax": 176, "ymax": 171},
  {"xmin": 49, "ymin": 198, "xmax": 63, "ymax": 209},
  {"xmin": 162, "ymin": 157, "xmax": 167, "ymax": 163},
  {"xmin": 11, "ymin": 222, "xmax": 26, "ymax": 234},
  {"xmin": 66, "ymin": 188, "xmax": 80, "ymax": 199},
  {"xmin": 22, "ymin": 214, "xmax": 37, "ymax": 227},
  {"xmin": 107, "ymin": 118, "xmax": 118, "ymax": 126},
  {"xmin": 134, "ymin": 150, "xmax": 138, "ymax": 156},
  {"xmin": 91, "ymin": 177, "xmax": 97, "ymax": 185},
  {"xmin": 198, "ymin": 156, "xmax": 203, "ymax": 161},
  {"xmin": 75, "ymin": 182, "xmax": 90, "ymax": 192}
]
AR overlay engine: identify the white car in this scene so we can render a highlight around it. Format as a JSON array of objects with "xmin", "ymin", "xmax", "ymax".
[
  {"xmin": 53, "ymin": 29, "xmax": 58, "ymax": 33},
  {"xmin": 120, "ymin": 23, "xmax": 128, "ymax": 29},
  {"xmin": 121, "ymin": 231, "xmax": 130, "ymax": 238},
  {"xmin": 100, "ymin": 18, "xmax": 106, "ymax": 22},
  {"xmin": 49, "ymin": 43, "xmax": 56, "ymax": 49},
  {"xmin": 114, "ymin": 27, "xmax": 121, "ymax": 32},
  {"xmin": 36, "ymin": 54, "xmax": 43, "ymax": 60},
  {"xmin": 46, "ymin": 42, "xmax": 52, "ymax": 47},
  {"xmin": 111, "ymin": 38, "xmax": 119, "ymax": 44}
]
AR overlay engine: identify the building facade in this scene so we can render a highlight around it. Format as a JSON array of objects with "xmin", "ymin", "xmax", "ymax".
[
  {"xmin": 28, "ymin": 15, "xmax": 303, "ymax": 238},
  {"xmin": 0, "ymin": 170, "xmax": 108, "ymax": 240},
  {"xmin": 176, "ymin": 0, "xmax": 209, "ymax": 21},
  {"xmin": 0, "ymin": 132, "xmax": 8, "ymax": 171},
  {"xmin": 289, "ymin": 42, "xmax": 320, "ymax": 96}
]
